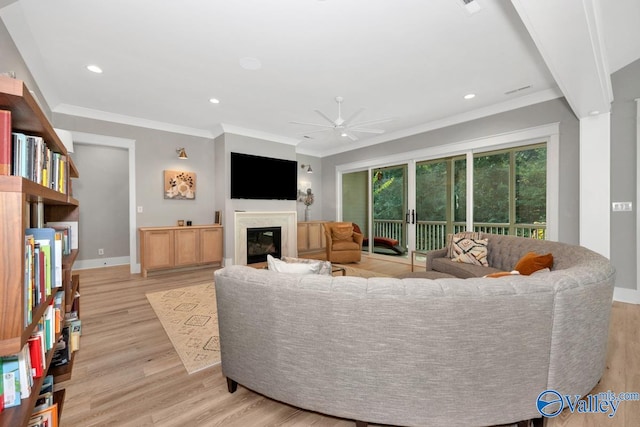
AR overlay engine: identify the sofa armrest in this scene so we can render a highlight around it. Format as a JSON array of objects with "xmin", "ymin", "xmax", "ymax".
[{"xmin": 425, "ymin": 247, "xmax": 448, "ymax": 271}]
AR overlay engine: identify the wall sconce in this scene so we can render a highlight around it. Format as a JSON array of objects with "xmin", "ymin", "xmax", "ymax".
[
  {"xmin": 176, "ymin": 148, "xmax": 188, "ymax": 159},
  {"xmin": 300, "ymin": 164, "xmax": 313, "ymax": 173}
]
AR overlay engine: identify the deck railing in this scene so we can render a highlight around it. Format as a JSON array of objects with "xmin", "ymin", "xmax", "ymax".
[{"xmin": 371, "ymin": 219, "xmax": 546, "ymax": 252}]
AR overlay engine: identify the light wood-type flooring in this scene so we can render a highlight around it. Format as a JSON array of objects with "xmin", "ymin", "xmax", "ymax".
[{"xmin": 58, "ymin": 255, "xmax": 639, "ymax": 427}]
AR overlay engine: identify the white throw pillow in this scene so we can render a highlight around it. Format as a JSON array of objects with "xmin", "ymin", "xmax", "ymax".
[
  {"xmin": 267, "ymin": 254, "xmax": 321, "ymax": 274},
  {"xmin": 281, "ymin": 256, "xmax": 332, "ymax": 275}
]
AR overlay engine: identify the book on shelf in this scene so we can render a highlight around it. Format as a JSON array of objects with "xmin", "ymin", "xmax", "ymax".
[
  {"xmin": 1, "ymin": 355, "xmax": 21, "ymax": 408},
  {"xmin": 29, "ymin": 402, "xmax": 58, "ymax": 427},
  {"xmin": 9, "ymin": 130, "xmax": 68, "ymax": 192},
  {"xmin": 53, "ymin": 290, "xmax": 64, "ymax": 334},
  {"xmin": 0, "ymin": 360, "xmax": 3, "ymax": 413},
  {"xmin": 32, "ymin": 375, "xmax": 53, "ymax": 413},
  {"xmin": 27, "ymin": 333, "xmax": 44, "ymax": 379},
  {"xmin": 0, "ymin": 109, "xmax": 10, "ymax": 175},
  {"xmin": 46, "ymin": 221, "xmax": 78, "ymax": 251},
  {"xmin": 17, "ymin": 344, "xmax": 33, "ymax": 399},
  {"xmin": 26, "ymin": 227, "xmax": 61, "ymax": 291},
  {"xmin": 68, "ymin": 319, "xmax": 81, "ymax": 353},
  {"xmin": 50, "ymin": 325, "xmax": 70, "ymax": 368}
]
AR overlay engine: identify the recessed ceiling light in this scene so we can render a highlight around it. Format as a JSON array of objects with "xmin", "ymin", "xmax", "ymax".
[
  {"xmin": 341, "ymin": 132, "xmax": 348, "ymax": 137},
  {"xmin": 589, "ymin": 110, "xmax": 600, "ymax": 116},
  {"xmin": 464, "ymin": 93, "xmax": 476, "ymax": 100},
  {"xmin": 86, "ymin": 64, "xmax": 103, "ymax": 74},
  {"xmin": 209, "ymin": 98, "xmax": 220, "ymax": 104},
  {"xmin": 239, "ymin": 57, "xmax": 262, "ymax": 70}
]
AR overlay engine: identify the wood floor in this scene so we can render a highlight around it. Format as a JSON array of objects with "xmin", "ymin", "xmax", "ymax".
[{"xmin": 58, "ymin": 256, "xmax": 639, "ymax": 427}]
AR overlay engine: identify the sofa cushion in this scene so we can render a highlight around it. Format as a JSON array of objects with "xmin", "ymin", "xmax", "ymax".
[
  {"xmin": 514, "ymin": 252, "xmax": 554, "ymax": 275},
  {"xmin": 332, "ymin": 240, "xmax": 360, "ymax": 251},
  {"xmin": 451, "ymin": 237, "xmax": 489, "ymax": 266},
  {"xmin": 432, "ymin": 257, "xmax": 501, "ymax": 278}
]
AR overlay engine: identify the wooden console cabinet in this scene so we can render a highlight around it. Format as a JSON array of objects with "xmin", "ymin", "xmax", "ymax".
[
  {"xmin": 139, "ymin": 225, "xmax": 223, "ymax": 277},
  {"xmin": 297, "ymin": 221, "xmax": 327, "ymax": 254}
]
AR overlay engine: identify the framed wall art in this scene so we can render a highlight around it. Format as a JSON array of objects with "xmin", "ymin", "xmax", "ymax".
[{"xmin": 164, "ymin": 170, "xmax": 196, "ymax": 200}]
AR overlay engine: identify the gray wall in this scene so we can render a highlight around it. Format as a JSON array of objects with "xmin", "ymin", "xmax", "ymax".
[
  {"xmin": 52, "ymin": 114, "xmax": 216, "ymax": 266},
  {"xmin": 71, "ymin": 144, "xmax": 129, "ymax": 261},
  {"xmin": 610, "ymin": 58, "xmax": 640, "ymax": 290},
  {"xmin": 0, "ymin": 18, "xmax": 49, "ymax": 118}
]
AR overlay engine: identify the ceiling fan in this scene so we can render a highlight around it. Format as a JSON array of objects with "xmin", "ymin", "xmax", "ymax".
[{"xmin": 290, "ymin": 96, "xmax": 392, "ymax": 141}]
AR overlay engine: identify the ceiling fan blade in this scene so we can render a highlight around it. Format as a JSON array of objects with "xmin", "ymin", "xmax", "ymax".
[
  {"xmin": 342, "ymin": 108, "xmax": 365, "ymax": 127},
  {"xmin": 343, "ymin": 131, "xmax": 358, "ymax": 141},
  {"xmin": 348, "ymin": 127, "xmax": 386, "ymax": 134},
  {"xmin": 314, "ymin": 109, "xmax": 337, "ymax": 125},
  {"xmin": 349, "ymin": 117, "xmax": 393, "ymax": 127},
  {"xmin": 289, "ymin": 120, "xmax": 335, "ymax": 129}
]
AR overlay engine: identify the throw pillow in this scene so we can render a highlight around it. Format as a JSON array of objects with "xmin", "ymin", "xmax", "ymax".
[
  {"xmin": 514, "ymin": 252, "xmax": 554, "ymax": 275},
  {"xmin": 451, "ymin": 237, "xmax": 489, "ymax": 266},
  {"xmin": 331, "ymin": 225, "xmax": 353, "ymax": 241},
  {"xmin": 282, "ymin": 256, "xmax": 332, "ymax": 276},
  {"xmin": 484, "ymin": 270, "xmax": 520, "ymax": 278},
  {"xmin": 267, "ymin": 254, "xmax": 321, "ymax": 274},
  {"xmin": 446, "ymin": 231, "xmax": 481, "ymax": 258}
]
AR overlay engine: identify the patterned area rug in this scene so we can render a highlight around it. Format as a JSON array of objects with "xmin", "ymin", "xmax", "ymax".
[{"xmin": 146, "ymin": 283, "xmax": 220, "ymax": 374}]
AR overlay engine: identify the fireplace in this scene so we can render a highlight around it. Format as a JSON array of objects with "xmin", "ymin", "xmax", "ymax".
[
  {"xmin": 234, "ymin": 211, "xmax": 298, "ymax": 265},
  {"xmin": 246, "ymin": 226, "xmax": 281, "ymax": 264}
]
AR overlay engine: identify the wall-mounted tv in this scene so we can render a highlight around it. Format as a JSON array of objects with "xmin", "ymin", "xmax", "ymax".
[{"xmin": 230, "ymin": 152, "xmax": 298, "ymax": 200}]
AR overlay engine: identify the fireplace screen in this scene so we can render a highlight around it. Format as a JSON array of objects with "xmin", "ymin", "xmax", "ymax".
[{"xmin": 246, "ymin": 226, "xmax": 282, "ymax": 264}]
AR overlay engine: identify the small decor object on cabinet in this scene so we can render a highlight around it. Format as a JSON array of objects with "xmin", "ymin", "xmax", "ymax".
[
  {"xmin": 300, "ymin": 188, "xmax": 314, "ymax": 221},
  {"xmin": 177, "ymin": 220, "xmax": 185, "ymax": 226},
  {"xmin": 164, "ymin": 170, "xmax": 196, "ymax": 200}
]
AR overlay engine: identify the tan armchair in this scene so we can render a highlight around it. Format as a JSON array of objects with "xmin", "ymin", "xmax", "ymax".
[{"xmin": 323, "ymin": 222, "xmax": 363, "ymax": 263}]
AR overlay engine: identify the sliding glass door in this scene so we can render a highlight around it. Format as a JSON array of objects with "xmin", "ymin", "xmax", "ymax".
[
  {"xmin": 414, "ymin": 156, "xmax": 466, "ymax": 251},
  {"xmin": 371, "ymin": 164, "xmax": 408, "ymax": 255},
  {"xmin": 340, "ymin": 141, "xmax": 547, "ymax": 261}
]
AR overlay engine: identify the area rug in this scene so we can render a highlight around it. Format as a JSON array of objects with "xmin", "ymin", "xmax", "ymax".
[{"xmin": 146, "ymin": 283, "xmax": 220, "ymax": 374}]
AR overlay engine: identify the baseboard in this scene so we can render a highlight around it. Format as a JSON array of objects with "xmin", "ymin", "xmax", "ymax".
[
  {"xmin": 613, "ymin": 286, "xmax": 640, "ymax": 304},
  {"xmin": 74, "ymin": 256, "xmax": 130, "ymax": 270}
]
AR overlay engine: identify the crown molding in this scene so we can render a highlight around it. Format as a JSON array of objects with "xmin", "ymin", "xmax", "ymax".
[{"xmin": 53, "ymin": 103, "xmax": 216, "ymax": 138}]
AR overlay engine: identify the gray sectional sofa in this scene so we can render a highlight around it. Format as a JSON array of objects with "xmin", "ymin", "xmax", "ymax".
[{"xmin": 213, "ymin": 235, "xmax": 615, "ymax": 427}]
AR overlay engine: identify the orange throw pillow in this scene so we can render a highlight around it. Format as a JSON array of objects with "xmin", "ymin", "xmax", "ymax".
[
  {"xmin": 485, "ymin": 271, "xmax": 520, "ymax": 278},
  {"xmin": 515, "ymin": 252, "xmax": 554, "ymax": 275}
]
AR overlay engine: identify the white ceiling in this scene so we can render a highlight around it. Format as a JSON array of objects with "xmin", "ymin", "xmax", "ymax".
[{"xmin": 1, "ymin": 0, "xmax": 639, "ymax": 157}]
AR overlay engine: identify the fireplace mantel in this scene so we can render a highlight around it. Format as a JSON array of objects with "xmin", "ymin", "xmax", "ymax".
[{"xmin": 234, "ymin": 211, "xmax": 297, "ymax": 264}]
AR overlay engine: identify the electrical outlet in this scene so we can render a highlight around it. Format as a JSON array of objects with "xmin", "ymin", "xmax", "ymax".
[
  {"xmin": 137, "ymin": 206, "xmax": 143, "ymax": 213},
  {"xmin": 98, "ymin": 248, "xmax": 104, "ymax": 255}
]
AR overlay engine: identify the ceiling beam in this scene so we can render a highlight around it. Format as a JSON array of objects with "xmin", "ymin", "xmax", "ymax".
[{"xmin": 511, "ymin": 0, "xmax": 613, "ymax": 118}]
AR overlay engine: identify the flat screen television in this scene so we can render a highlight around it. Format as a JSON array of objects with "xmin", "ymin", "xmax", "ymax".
[{"xmin": 230, "ymin": 152, "xmax": 298, "ymax": 200}]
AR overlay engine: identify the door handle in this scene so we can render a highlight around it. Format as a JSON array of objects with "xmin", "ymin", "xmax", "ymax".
[{"xmin": 411, "ymin": 209, "xmax": 415, "ymax": 224}]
